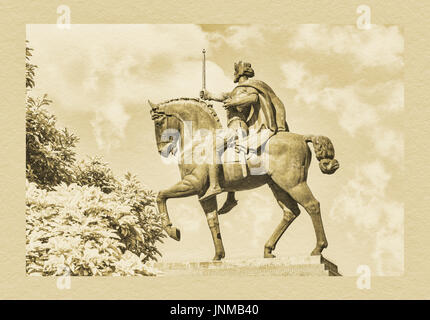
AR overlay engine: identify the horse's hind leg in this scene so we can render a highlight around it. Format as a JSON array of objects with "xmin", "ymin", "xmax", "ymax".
[
  {"xmin": 200, "ymin": 197, "xmax": 225, "ymax": 261},
  {"xmin": 286, "ymin": 182, "xmax": 328, "ymax": 256},
  {"xmin": 264, "ymin": 182, "xmax": 301, "ymax": 258}
]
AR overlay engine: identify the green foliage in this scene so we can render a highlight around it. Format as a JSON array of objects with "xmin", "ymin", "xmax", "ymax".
[
  {"xmin": 26, "ymin": 180, "xmax": 164, "ymax": 276},
  {"xmin": 26, "ymin": 41, "xmax": 37, "ymax": 89},
  {"xmin": 26, "ymin": 95, "xmax": 79, "ymax": 189},
  {"xmin": 26, "ymin": 41, "xmax": 78, "ymax": 190},
  {"xmin": 74, "ymin": 156, "xmax": 117, "ymax": 194},
  {"xmin": 113, "ymin": 173, "xmax": 165, "ymax": 263}
]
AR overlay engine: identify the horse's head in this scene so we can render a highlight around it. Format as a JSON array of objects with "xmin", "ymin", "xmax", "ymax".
[
  {"xmin": 148, "ymin": 100, "xmax": 181, "ymax": 157},
  {"xmin": 149, "ymin": 98, "xmax": 221, "ymax": 158}
]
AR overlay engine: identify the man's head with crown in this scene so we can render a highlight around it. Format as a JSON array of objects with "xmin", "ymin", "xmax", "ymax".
[{"xmin": 234, "ymin": 61, "xmax": 255, "ymax": 83}]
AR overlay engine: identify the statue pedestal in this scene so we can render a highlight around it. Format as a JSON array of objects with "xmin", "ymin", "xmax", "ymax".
[{"xmin": 154, "ymin": 255, "xmax": 341, "ymax": 276}]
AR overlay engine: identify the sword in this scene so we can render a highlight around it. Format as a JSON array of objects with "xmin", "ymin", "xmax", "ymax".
[
  {"xmin": 202, "ymin": 49, "xmax": 206, "ymax": 92},
  {"xmin": 200, "ymin": 49, "xmax": 211, "ymax": 106}
]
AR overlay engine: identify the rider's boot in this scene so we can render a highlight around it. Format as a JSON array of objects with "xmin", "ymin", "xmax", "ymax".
[
  {"xmin": 200, "ymin": 163, "xmax": 223, "ymax": 201},
  {"xmin": 218, "ymin": 192, "xmax": 238, "ymax": 215},
  {"xmin": 200, "ymin": 134, "xmax": 223, "ymax": 201}
]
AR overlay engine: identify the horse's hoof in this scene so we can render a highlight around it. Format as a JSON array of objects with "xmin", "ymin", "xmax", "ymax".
[
  {"xmin": 311, "ymin": 242, "xmax": 327, "ymax": 256},
  {"xmin": 264, "ymin": 246, "xmax": 275, "ymax": 258},
  {"xmin": 213, "ymin": 252, "xmax": 225, "ymax": 261},
  {"xmin": 310, "ymin": 249, "xmax": 321, "ymax": 256},
  {"xmin": 166, "ymin": 226, "xmax": 181, "ymax": 241},
  {"xmin": 310, "ymin": 247, "xmax": 324, "ymax": 256}
]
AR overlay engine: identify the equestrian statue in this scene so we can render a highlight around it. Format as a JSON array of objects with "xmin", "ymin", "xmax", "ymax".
[{"xmin": 148, "ymin": 52, "xmax": 339, "ymax": 261}]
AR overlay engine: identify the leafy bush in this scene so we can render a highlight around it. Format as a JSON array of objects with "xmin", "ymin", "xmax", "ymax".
[
  {"xmin": 25, "ymin": 42, "xmax": 165, "ymax": 276},
  {"xmin": 113, "ymin": 173, "xmax": 165, "ymax": 262},
  {"xmin": 26, "ymin": 42, "xmax": 78, "ymax": 190},
  {"xmin": 26, "ymin": 95, "xmax": 79, "ymax": 189},
  {"xmin": 72, "ymin": 158, "xmax": 165, "ymax": 263},
  {"xmin": 26, "ymin": 179, "xmax": 164, "ymax": 276},
  {"xmin": 26, "ymin": 41, "xmax": 37, "ymax": 90},
  {"xmin": 74, "ymin": 156, "xmax": 117, "ymax": 194}
]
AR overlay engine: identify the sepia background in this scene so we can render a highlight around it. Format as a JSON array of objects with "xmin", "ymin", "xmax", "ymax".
[
  {"xmin": 1, "ymin": 0, "xmax": 429, "ymax": 299},
  {"xmin": 26, "ymin": 23, "xmax": 404, "ymax": 277}
]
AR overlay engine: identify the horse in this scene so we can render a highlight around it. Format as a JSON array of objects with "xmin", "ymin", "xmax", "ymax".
[{"xmin": 148, "ymin": 98, "xmax": 339, "ymax": 261}]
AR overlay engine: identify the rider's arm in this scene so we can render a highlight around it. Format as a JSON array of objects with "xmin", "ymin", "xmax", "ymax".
[
  {"xmin": 224, "ymin": 89, "xmax": 258, "ymax": 109},
  {"xmin": 200, "ymin": 90, "xmax": 231, "ymax": 102},
  {"xmin": 211, "ymin": 92, "xmax": 232, "ymax": 102}
]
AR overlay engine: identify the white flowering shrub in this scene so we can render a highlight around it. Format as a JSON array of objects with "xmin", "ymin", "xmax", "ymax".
[{"xmin": 26, "ymin": 179, "xmax": 165, "ymax": 276}]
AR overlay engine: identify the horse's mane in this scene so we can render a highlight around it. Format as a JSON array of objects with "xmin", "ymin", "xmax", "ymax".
[{"xmin": 158, "ymin": 97, "xmax": 222, "ymax": 128}]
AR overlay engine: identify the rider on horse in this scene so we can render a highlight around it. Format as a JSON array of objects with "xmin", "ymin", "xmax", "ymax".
[{"xmin": 199, "ymin": 61, "xmax": 289, "ymax": 211}]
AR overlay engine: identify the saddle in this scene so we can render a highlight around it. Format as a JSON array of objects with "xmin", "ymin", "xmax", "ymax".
[{"xmin": 221, "ymin": 130, "xmax": 273, "ymax": 179}]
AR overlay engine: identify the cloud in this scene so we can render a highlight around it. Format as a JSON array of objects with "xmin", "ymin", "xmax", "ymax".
[
  {"xmin": 330, "ymin": 161, "xmax": 404, "ymax": 275},
  {"xmin": 371, "ymin": 127, "xmax": 404, "ymax": 163},
  {"xmin": 282, "ymin": 61, "xmax": 373, "ymax": 135},
  {"xmin": 325, "ymin": 86, "xmax": 380, "ymax": 135},
  {"xmin": 90, "ymin": 102, "xmax": 130, "ymax": 150},
  {"xmin": 28, "ymin": 24, "xmax": 232, "ymax": 150},
  {"xmin": 373, "ymin": 212, "xmax": 404, "ymax": 276},
  {"xmin": 380, "ymin": 81, "xmax": 404, "ymax": 112},
  {"xmin": 209, "ymin": 25, "xmax": 265, "ymax": 49},
  {"xmin": 281, "ymin": 61, "xmax": 327, "ymax": 106},
  {"xmin": 290, "ymin": 24, "xmax": 404, "ymax": 69},
  {"xmin": 281, "ymin": 60, "xmax": 403, "ymax": 136}
]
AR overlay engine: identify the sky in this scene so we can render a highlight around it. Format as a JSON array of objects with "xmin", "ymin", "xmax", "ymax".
[{"xmin": 27, "ymin": 24, "xmax": 404, "ymax": 276}]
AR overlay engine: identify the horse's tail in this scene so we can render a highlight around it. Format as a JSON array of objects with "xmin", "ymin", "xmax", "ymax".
[{"xmin": 304, "ymin": 135, "xmax": 339, "ymax": 175}]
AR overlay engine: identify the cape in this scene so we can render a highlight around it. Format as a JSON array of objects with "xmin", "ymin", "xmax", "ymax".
[{"xmin": 236, "ymin": 79, "xmax": 289, "ymax": 132}]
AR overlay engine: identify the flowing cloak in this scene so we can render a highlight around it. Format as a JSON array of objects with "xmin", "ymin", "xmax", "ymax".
[{"xmin": 236, "ymin": 79, "xmax": 289, "ymax": 133}]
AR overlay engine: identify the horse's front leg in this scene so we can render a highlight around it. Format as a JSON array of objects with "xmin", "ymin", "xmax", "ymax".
[
  {"xmin": 200, "ymin": 197, "xmax": 225, "ymax": 261},
  {"xmin": 157, "ymin": 175, "xmax": 200, "ymax": 241}
]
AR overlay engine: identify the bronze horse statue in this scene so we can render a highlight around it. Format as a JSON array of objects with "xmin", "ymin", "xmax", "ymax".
[{"xmin": 149, "ymin": 98, "xmax": 339, "ymax": 260}]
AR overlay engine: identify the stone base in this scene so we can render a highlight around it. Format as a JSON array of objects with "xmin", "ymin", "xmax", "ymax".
[{"xmin": 154, "ymin": 255, "xmax": 341, "ymax": 277}]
